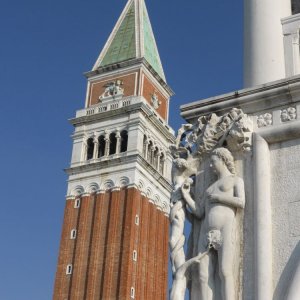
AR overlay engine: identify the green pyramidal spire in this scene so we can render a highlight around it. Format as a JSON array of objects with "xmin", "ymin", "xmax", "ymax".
[{"xmin": 92, "ymin": 0, "xmax": 166, "ymax": 81}]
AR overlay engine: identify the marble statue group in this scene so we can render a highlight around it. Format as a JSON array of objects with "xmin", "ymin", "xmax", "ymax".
[{"xmin": 169, "ymin": 108, "xmax": 252, "ymax": 300}]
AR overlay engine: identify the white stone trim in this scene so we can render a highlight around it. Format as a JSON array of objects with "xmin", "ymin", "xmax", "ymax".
[
  {"xmin": 135, "ymin": 0, "xmax": 143, "ymax": 58},
  {"xmin": 130, "ymin": 287, "xmax": 135, "ymax": 299},
  {"xmin": 119, "ymin": 176, "xmax": 130, "ymax": 187},
  {"xmin": 66, "ymin": 264, "xmax": 73, "ymax": 275},
  {"xmin": 135, "ymin": 214, "xmax": 139, "ymax": 225},
  {"xmin": 111, "ymin": 186, "xmax": 121, "ymax": 192},
  {"xmin": 66, "ymin": 170, "xmax": 171, "ymax": 214},
  {"xmin": 86, "ymin": 182, "xmax": 100, "ymax": 194},
  {"xmin": 71, "ymin": 185, "xmax": 84, "ymax": 197},
  {"xmin": 101, "ymin": 179, "xmax": 115, "ymax": 190},
  {"xmin": 70, "ymin": 229, "xmax": 77, "ymax": 240},
  {"xmin": 74, "ymin": 199, "xmax": 81, "ymax": 208},
  {"xmin": 133, "ymin": 250, "xmax": 138, "ymax": 261}
]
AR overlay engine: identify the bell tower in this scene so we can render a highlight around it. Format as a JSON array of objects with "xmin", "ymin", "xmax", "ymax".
[{"xmin": 53, "ymin": 0, "xmax": 174, "ymax": 299}]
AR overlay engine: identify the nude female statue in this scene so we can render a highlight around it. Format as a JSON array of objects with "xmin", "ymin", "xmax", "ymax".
[{"xmin": 181, "ymin": 147, "xmax": 245, "ymax": 300}]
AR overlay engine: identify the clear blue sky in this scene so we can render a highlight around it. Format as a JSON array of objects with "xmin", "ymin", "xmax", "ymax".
[{"xmin": 0, "ymin": 0, "xmax": 243, "ymax": 299}]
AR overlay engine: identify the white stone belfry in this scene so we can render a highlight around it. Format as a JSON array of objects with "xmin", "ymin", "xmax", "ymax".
[{"xmin": 244, "ymin": 0, "xmax": 291, "ymax": 87}]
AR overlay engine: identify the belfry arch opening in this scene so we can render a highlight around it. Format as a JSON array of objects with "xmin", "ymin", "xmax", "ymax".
[
  {"xmin": 98, "ymin": 135, "xmax": 105, "ymax": 158},
  {"xmin": 109, "ymin": 133, "xmax": 117, "ymax": 155},
  {"xmin": 86, "ymin": 138, "xmax": 94, "ymax": 160},
  {"xmin": 120, "ymin": 130, "xmax": 128, "ymax": 153}
]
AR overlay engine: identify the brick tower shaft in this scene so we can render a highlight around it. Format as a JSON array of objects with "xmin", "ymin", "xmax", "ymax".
[{"xmin": 53, "ymin": 1, "xmax": 174, "ymax": 299}]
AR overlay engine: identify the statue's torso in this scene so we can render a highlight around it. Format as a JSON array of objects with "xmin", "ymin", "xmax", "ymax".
[{"xmin": 204, "ymin": 175, "xmax": 236, "ymax": 230}]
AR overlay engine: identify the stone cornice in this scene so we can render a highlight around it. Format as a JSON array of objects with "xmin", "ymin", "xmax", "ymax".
[
  {"xmin": 85, "ymin": 58, "xmax": 174, "ymax": 96},
  {"xmin": 258, "ymin": 119, "xmax": 300, "ymax": 143},
  {"xmin": 65, "ymin": 152, "xmax": 173, "ymax": 192},
  {"xmin": 181, "ymin": 75, "xmax": 300, "ymax": 122},
  {"xmin": 69, "ymin": 100, "xmax": 175, "ymax": 141},
  {"xmin": 65, "ymin": 152, "xmax": 138, "ymax": 175}
]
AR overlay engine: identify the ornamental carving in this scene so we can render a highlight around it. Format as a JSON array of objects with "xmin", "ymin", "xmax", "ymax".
[
  {"xmin": 169, "ymin": 108, "xmax": 252, "ymax": 300},
  {"xmin": 173, "ymin": 107, "xmax": 253, "ymax": 155},
  {"xmin": 257, "ymin": 113, "xmax": 272, "ymax": 127},
  {"xmin": 281, "ymin": 107, "xmax": 297, "ymax": 122},
  {"xmin": 99, "ymin": 79, "xmax": 124, "ymax": 101},
  {"xmin": 151, "ymin": 92, "xmax": 161, "ymax": 109}
]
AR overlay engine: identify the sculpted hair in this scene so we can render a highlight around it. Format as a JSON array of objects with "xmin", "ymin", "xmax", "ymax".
[{"xmin": 212, "ymin": 147, "xmax": 236, "ymax": 174}]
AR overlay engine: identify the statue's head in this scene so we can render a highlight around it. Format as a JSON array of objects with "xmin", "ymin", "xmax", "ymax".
[
  {"xmin": 210, "ymin": 147, "xmax": 235, "ymax": 175},
  {"xmin": 174, "ymin": 158, "xmax": 188, "ymax": 171}
]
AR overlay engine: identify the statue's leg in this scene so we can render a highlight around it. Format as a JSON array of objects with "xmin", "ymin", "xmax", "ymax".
[
  {"xmin": 170, "ymin": 275, "xmax": 187, "ymax": 300},
  {"xmin": 191, "ymin": 250, "xmax": 214, "ymax": 300},
  {"xmin": 218, "ymin": 228, "xmax": 235, "ymax": 300}
]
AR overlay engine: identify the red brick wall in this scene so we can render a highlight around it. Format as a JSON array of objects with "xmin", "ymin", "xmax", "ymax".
[
  {"xmin": 53, "ymin": 188, "xmax": 169, "ymax": 300},
  {"xmin": 142, "ymin": 74, "xmax": 169, "ymax": 121}
]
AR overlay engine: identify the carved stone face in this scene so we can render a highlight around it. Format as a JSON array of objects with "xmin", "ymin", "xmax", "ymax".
[{"xmin": 210, "ymin": 155, "xmax": 224, "ymax": 174}]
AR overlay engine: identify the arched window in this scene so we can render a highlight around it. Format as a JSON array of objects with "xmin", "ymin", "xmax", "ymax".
[
  {"xmin": 98, "ymin": 135, "xmax": 105, "ymax": 158},
  {"xmin": 120, "ymin": 130, "xmax": 128, "ymax": 153},
  {"xmin": 86, "ymin": 138, "xmax": 94, "ymax": 160},
  {"xmin": 109, "ymin": 132, "xmax": 117, "ymax": 155}
]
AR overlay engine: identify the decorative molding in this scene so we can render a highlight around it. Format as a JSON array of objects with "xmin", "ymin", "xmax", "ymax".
[
  {"xmin": 257, "ymin": 113, "xmax": 273, "ymax": 128},
  {"xmin": 119, "ymin": 176, "xmax": 130, "ymax": 187},
  {"xmin": 66, "ymin": 175, "xmax": 171, "ymax": 214},
  {"xmin": 99, "ymin": 79, "xmax": 124, "ymax": 101},
  {"xmin": 86, "ymin": 182, "xmax": 100, "ymax": 194},
  {"xmin": 146, "ymin": 187, "xmax": 153, "ymax": 199},
  {"xmin": 101, "ymin": 179, "xmax": 115, "ymax": 190},
  {"xmin": 151, "ymin": 92, "xmax": 161, "ymax": 109},
  {"xmin": 281, "ymin": 107, "xmax": 297, "ymax": 122},
  {"xmin": 111, "ymin": 186, "xmax": 121, "ymax": 192},
  {"xmin": 72, "ymin": 96, "xmax": 175, "ymax": 139},
  {"xmin": 173, "ymin": 108, "xmax": 253, "ymax": 156},
  {"xmin": 72, "ymin": 185, "xmax": 85, "ymax": 197}
]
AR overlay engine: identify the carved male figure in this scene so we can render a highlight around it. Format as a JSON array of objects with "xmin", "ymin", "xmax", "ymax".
[
  {"xmin": 170, "ymin": 156, "xmax": 197, "ymax": 273},
  {"xmin": 181, "ymin": 147, "xmax": 245, "ymax": 300}
]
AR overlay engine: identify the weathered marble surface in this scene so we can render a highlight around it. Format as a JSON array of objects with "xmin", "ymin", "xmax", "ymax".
[
  {"xmin": 271, "ymin": 138, "xmax": 300, "ymax": 299},
  {"xmin": 176, "ymin": 76, "xmax": 300, "ymax": 300},
  {"xmin": 169, "ymin": 109, "xmax": 252, "ymax": 300}
]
